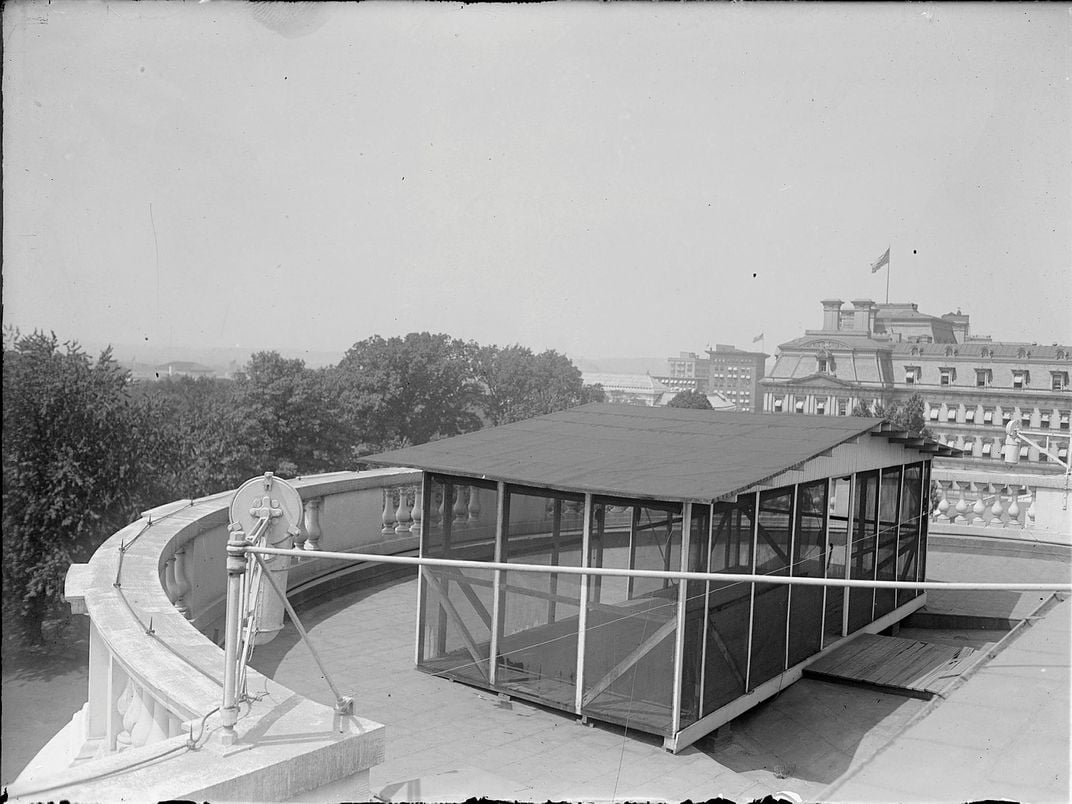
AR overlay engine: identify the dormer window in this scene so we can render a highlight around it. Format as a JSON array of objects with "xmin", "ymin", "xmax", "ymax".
[
  {"xmin": 910, "ymin": 345, "xmax": 921, "ymax": 356},
  {"xmin": 816, "ymin": 350, "xmax": 835, "ymax": 374},
  {"xmin": 939, "ymin": 367, "xmax": 955, "ymax": 386},
  {"xmin": 1052, "ymin": 371, "xmax": 1069, "ymax": 391},
  {"xmin": 1013, "ymin": 370, "xmax": 1030, "ymax": 389},
  {"xmin": 944, "ymin": 346, "xmax": 958, "ymax": 358},
  {"xmin": 905, "ymin": 366, "xmax": 921, "ymax": 385},
  {"xmin": 975, "ymin": 368, "xmax": 992, "ymax": 388}
]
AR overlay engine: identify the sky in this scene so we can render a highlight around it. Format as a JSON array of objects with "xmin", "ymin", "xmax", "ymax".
[{"xmin": 4, "ymin": 1, "xmax": 1070, "ymax": 366}]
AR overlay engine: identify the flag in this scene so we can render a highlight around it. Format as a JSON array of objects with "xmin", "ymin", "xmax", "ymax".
[
  {"xmin": 752, "ymin": 333, "xmax": 764, "ymax": 343},
  {"xmin": 871, "ymin": 247, "xmax": 890, "ymax": 273}
]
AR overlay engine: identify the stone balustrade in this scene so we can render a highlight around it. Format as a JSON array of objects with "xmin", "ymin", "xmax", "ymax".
[
  {"xmin": 929, "ymin": 467, "xmax": 1071, "ymax": 544},
  {"xmin": 10, "ymin": 467, "xmax": 421, "ymax": 802}
]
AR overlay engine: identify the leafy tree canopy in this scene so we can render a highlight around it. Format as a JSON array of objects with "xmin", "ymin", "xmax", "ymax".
[
  {"xmin": 2, "ymin": 330, "xmax": 182, "ymax": 641},
  {"xmin": 853, "ymin": 392, "xmax": 931, "ymax": 438},
  {"xmin": 470, "ymin": 344, "xmax": 595, "ymax": 426},
  {"xmin": 667, "ymin": 389, "xmax": 713, "ymax": 410}
]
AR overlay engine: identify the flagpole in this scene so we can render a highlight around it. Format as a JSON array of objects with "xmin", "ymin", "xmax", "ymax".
[{"xmin": 885, "ymin": 247, "xmax": 890, "ymax": 304}]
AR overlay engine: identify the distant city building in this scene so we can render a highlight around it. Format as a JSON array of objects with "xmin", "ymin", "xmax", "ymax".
[
  {"xmin": 662, "ymin": 352, "xmax": 710, "ymax": 393},
  {"xmin": 583, "ymin": 372, "xmax": 734, "ymax": 410},
  {"xmin": 153, "ymin": 361, "xmax": 217, "ymax": 380},
  {"xmin": 656, "ymin": 346, "xmax": 766, "ymax": 412},
  {"xmin": 704, "ymin": 344, "xmax": 767, "ymax": 413},
  {"xmin": 761, "ymin": 299, "xmax": 1072, "ymax": 471}
]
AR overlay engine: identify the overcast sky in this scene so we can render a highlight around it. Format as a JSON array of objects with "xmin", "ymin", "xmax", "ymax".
[{"xmin": 4, "ymin": 2, "xmax": 1070, "ymax": 364}]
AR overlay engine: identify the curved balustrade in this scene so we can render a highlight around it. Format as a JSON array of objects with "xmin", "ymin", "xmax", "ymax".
[{"xmin": 12, "ymin": 468, "xmax": 422, "ymax": 802}]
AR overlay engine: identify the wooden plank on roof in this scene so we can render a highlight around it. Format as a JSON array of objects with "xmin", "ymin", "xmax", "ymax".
[{"xmin": 804, "ymin": 634, "xmax": 978, "ymax": 698}]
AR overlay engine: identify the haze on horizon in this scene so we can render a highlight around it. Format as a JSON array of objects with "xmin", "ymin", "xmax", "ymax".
[{"xmin": 4, "ymin": 2, "xmax": 1070, "ymax": 366}]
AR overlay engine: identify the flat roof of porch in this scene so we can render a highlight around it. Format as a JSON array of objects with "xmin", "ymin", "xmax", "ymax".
[{"xmin": 365, "ymin": 403, "xmax": 957, "ymax": 503}]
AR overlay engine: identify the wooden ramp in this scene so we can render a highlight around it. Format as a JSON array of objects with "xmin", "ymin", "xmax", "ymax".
[{"xmin": 803, "ymin": 634, "xmax": 979, "ymax": 699}]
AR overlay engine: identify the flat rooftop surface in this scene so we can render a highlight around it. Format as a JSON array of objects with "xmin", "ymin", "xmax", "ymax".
[
  {"xmin": 249, "ymin": 542, "xmax": 1070, "ymax": 802},
  {"xmin": 363, "ymin": 403, "xmax": 942, "ymax": 503}
]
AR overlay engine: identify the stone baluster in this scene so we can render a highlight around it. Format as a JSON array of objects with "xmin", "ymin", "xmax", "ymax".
[
  {"xmin": 971, "ymin": 484, "xmax": 987, "ymax": 525},
  {"xmin": 989, "ymin": 495, "xmax": 1005, "ymax": 527},
  {"xmin": 410, "ymin": 485, "xmax": 423, "ymax": 539},
  {"xmin": 163, "ymin": 555, "xmax": 180, "ymax": 607},
  {"xmin": 935, "ymin": 483, "xmax": 951, "ymax": 523},
  {"xmin": 395, "ymin": 487, "xmax": 413, "ymax": 534},
  {"xmin": 1027, "ymin": 488, "xmax": 1037, "ymax": 528},
  {"xmin": 453, "ymin": 485, "xmax": 469, "ymax": 524},
  {"xmin": 468, "ymin": 486, "xmax": 481, "ymax": 522},
  {"xmin": 382, "ymin": 488, "xmax": 397, "ymax": 535},
  {"xmin": 1007, "ymin": 491, "xmax": 1022, "ymax": 528},
  {"xmin": 953, "ymin": 484, "xmax": 970, "ymax": 524},
  {"xmin": 302, "ymin": 498, "xmax": 323, "ymax": 551},
  {"xmin": 128, "ymin": 684, "xmax": 152, "ymax": 749},
  {"xmin": 115, "ymin": 677, "xmax": 135, "ymax": 752},
  {"xmin": 173, "ymin": 544, "xmax": 191, "ymax": 619}
]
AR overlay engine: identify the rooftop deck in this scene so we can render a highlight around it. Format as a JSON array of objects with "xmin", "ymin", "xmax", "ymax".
[{"xmin": 249, "ymin": 541, "xmax": 1070, "ymax": 803}]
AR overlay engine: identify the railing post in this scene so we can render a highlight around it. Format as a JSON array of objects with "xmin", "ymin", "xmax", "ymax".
[
  {"xmin": 220, "ymin": 524, "xmax": 248, "ymax": 746},
  {"xmin": 302, "ymin": 498, "xmax": 323, "ymax": 551}
]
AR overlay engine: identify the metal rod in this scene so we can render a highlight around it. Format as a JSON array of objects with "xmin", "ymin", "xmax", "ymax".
[
  {"xmin": 575, "ymin": 492, "xmax": 593, "ymax": 716},
  {"xmin": 220, "ymin": 531, "xmax": 247, "ymax": 745},
  {"xmin": 671, "ymin": 501, "xmax": 691, "ymax": 735},
  {"xmin": 488, "ymin": 481, "xmax": 506, "ymax": 686},
  {"xmin": 243, "ymin": 545, "xmax": 1072, "ymax": 592},
  {"xmin": 250, "ymin": 552, "xmax": 348, "ymax": 707}
]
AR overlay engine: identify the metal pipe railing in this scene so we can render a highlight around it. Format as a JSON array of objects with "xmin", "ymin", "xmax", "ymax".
[{"xmin": 244, "ymin": 545, "xmax": 1072, "ymax": 593}]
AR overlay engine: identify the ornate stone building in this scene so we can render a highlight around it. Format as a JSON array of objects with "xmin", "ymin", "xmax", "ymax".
[{"xmin": 761, "ymin": 299, "xmax": 1071, "ymax": 472}]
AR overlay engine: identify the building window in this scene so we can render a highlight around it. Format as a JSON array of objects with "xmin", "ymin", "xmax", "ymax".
[
  {"xmin": 1019, "ymin": 445, "xmax": 1029, "ymax": 458},
  {"xmin": 929, "ymin": 408, "xmax": 940, "ymax": 421},
  {"xmin": 982, "ymin": 443, "xmax": 993, "ymax": 457},
  {"xmin": 965, "ymin": 409, "xmax": 976, "ymax": 423},
  {"xmin": 816, "ymin": 400, "xmax": 826, "ymax": 415},
  {"xmin": 939, "ymin": 367, "xmax": 955, "ymax": 386},
  {"xmin": 1060, "ymin": 447, "xmax": 1069, "ymax": 461},
  {"xmin": 1013, "ymin": 370, "xmax": 1030, "ymax": 389},
  {"xmin": 983, "ymin": 409, "xmax": 994, "ymax": 424},
  {"xmin": 1021, "ymin": 413, "xmax": 1032, "ymax": 429},
  {"xmin": 975, "ymin": 368, "xmax": 992, "ymax": 388},
  {"xmin": 962, "ymin": 440, "xmax": 974, "ymax": 455},
  {"xmin": 1052, "ymin": 372, "xmax": 1069, "ymax": 391},
  {"xmin": 1060, "ymin": 412, "xmax": 1070, "ymax": 431},
  {"xmin": 837, "ymin": 399, "xmax": 848, "ymax": 416},
  {"xmin": 795, "ymin": 400, "xmax": 805, "ymax": 413},
  {"xmin": 1039, "ymin": 452, "xmax": 1048, "ymax": 463},
  {"xmin": 1041, "ymin": 412, "xmax": 1051, "ymax": 428},
  {"xmin": 1002, "ymin": 410, "xmax": 1012, "ymax": 427},
  {"xmin": 774, "ymin": 397, "xmax": 784, "ymax": 412},
  {"xmin": 946, "ymin": 409, "xmax": 958, "ymax": 422},
  {"xmin": 905, "ymin": 366, "xmax": 920, "ymax": 385}
]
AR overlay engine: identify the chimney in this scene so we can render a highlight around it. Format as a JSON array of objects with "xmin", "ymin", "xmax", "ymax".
[
  {"xmin": 821, "ymin": 299, "xmax": 843, "ymax": 331},
  {"xmin": 851, "ymin": 299, "xmax": 875, "ymax": 333}
]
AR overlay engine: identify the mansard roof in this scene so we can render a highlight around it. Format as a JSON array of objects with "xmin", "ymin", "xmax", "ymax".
[{"xmin": 893, "ymin": 341, "xmax": 1071, "ymax": 360}]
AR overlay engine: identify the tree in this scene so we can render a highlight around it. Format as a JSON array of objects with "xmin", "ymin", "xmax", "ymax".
[
  {"xmin": 335, "ymin": 333, "xmax": 483, "ymax": 453},
  {"xmin": 2, "ymin": 331, "xmax": 183, "ymax": 642},
  {"xmin": 667, "ymin": 389, "xmax": 713, "ymax": 410},
  {"xmin": 470, "ymin": 344, "xmax": 594, "ymax": 426},
  {"xmin": 853, "ymin": 392, "xmax": 932, "ymax": 438}
]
